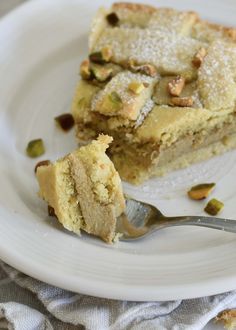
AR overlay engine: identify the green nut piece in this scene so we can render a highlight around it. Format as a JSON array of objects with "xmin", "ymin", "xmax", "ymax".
[
  {"xmin": 204, "ymin": 198, "xmax": 224, "ymax": 216},
  {"xmin": 89, "ymin": 47, "xmax": 113, "ymax": 64},
  {"xmin": 106, "ymin": 12, "xmax": 119, "ymax": 26},
  {"xmin": 127, "ymin": 60, "xmax": 157, "ymax": 77},
  {"xmin": 109, "ymin": 91, "xmax": 122, "ymax": 105},
  {"xmin": 128, "ymin": 81, "xmax": 146, "ymax": 95},
  {"xmin": 89, "ymin": 52, "xmax": 105, "ymax": 64},
  {"xmin": 188, "ymin": 183, "xmax": 215, "ymax": 200},
  {"xmin": 55, "ymin": 113, "xmax": 75, "ymax": 132},
  {"xmin": 91, "ymin": 64, "xmax": 113, "ymax": 82},
  {"xmin": 102, "ymin": 91, "xmax": 123, "ymax": 112},
  {"xmin": 26, "ymin": 139, "xmax": 45, "ymax": 158}
]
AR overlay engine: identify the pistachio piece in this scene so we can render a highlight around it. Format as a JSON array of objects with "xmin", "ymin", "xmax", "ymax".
[
  {"xmin": 34, "ymin": 160, "xmax": 51, "ymax": 173},
  {"xmin": 91, "ymin": 64, "xmax": 113, "ymax": 82},
  {"xmin": 139, "ymin": 64, "xmax": 157, "ymax": 77},
  {"xmin": 188, "ymin": 183, "xmax": 215, "ymax": 200},
  {"xmin": 128, "ymin": 81, "xmax": 146, "ymax": 95},
  {"xmin": 102, "ymin": 91, "xmax": 123, "ymax": 112},
  {"xmin": 55, "ymin": 113, "xmax": 75, "ymax": 132},
  {"xmin": 80, "ymin": 60, "xmax": 91, "ymax": 80},
  {"xmin": 127, "ymin": 60, "xmax": 157, "ymax": 77},
  {"xmin": 26, "ymin": 139, "xmax": 45, "ymax": 158},
  {"xmin": 89, "ymin": 52, "xmax": 105, "ymax": 64},
  {"xmin": 106, "ymin": 12, "xmax": 119, "ymax": 26},
  {"xmin": 168, "ymin": 76, "xmax": 185, "ymax": 96},
  {"xmin": 109, "ymin": 91, "xmax": 122, "ymax": 105},
  {"xmin": 204, "ymin": 198, "xmax": 224, "ymax": 216},
  {"xmin": 48, "ymin": 205, "xmax": 56, "ymax": 217},
  {"xmin": 192, "ymin": 47, "xmax": 207, "ymax": 68},
  {"xmin": 90, "ymin": 46, "xmax": 113, "ymax": 64},
  {"xmin": 170, "ymin": 96, "xmax": 194, "ymax": 107},
  {"xmin": 126, "ymin": 59, "xmax": 136, "ymax": 69},
  {"xmin": 101, "ymin": 46, "xmax": 113, "ymax": 62}
]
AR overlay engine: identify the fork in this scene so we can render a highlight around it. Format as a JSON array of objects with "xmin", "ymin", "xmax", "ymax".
[{"xmin": 117, "ymin": 198, "xmax": 236, "ymax": 241}]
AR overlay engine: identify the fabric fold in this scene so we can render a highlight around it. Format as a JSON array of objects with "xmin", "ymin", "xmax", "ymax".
[{"xmin": 1, "ymin": 261, "xmax": 236, "ymax": 330}]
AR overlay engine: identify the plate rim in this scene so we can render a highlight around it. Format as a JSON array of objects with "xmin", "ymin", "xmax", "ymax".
[{"xmin": 1, "ymin": 240, "xmax": 236, "ymax": 302}]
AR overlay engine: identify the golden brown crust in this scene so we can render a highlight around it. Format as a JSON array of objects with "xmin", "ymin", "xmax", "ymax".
[
  {"xmin": 112, "ymin": 2, "xmax": 156, "ymax": 14},
  {"xmin": 192, "ymin": 19, "xmax": 236, "ymax": 42},
  {"xmin": 206, "ymin": 21, "xmax": 236, "ymax": 41},
  {"xmin": 112, "ymin": 2, "xmax": 236, "ymax": 42}
]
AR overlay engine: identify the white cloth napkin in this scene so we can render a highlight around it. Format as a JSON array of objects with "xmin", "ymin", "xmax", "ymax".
[{"xmin": 0, "ymin": 261, "xmax": 236, "ymax": 330}]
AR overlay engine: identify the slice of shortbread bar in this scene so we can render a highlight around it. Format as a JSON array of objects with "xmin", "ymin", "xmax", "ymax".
[
  {"xmin": 36, "ymin": 135, "xmax": 125, "ymax": 243},
  {"xmin": 72, "ymin": 2, "xmax": 236, "ymax": 184}
]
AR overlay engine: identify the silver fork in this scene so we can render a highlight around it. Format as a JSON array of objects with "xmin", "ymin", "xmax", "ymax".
[{"xmin": 117, "ymin": 198, "xmax": 236, "ymax": 241}]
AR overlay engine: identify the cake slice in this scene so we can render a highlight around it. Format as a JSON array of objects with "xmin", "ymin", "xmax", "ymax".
[
  {"xmin": 72, "ymin": 2, "xmax": 236, "ymax": 184},
  {"xmin": 36, "ymin": 135, "xmax": 125, "ymax": 243}
]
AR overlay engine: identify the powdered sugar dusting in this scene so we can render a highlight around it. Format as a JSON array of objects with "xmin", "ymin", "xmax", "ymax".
[
  {"xmin": 148, "ymin": 8, "xmax": 194, "ymax": 34},
  {"xmin": 91, "ymin": 70, "xmax": 154, "ymax": 118},
  {"xmin": 95, "ymin": 27, "xmax": 205, "ymax": 80},
  {"xmin": 198, "ymin": 40, "xmax": 236, "ymax": 110}
]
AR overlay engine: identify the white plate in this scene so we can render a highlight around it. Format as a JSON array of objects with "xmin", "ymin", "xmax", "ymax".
[{"xmin": 0, "ymin": 0, "xmax": 236, "ymax": 302}]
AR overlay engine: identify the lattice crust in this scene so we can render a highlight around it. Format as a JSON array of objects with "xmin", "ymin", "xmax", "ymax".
[
  {"xmin": 198, "ymin": 41, "xmax": 236, "ymax": 110},
  {"xmin": 73, "ymin": 2, "xmax": 236, "ymax": 148},
  {"xmin": 94, "ymin": 28, "xmax": 205, "ymax": 80},
  {"xmin": 71, "ymin": 3, "xmax": 236, "ymax": 184},
  {"xmin": 111, "ymin": 2, "xmax": 155, "ymax": 28},
  {"xmin": 147, "ymin": 8, "xmax": 198, "ymax": 35},
  {"xmin": 86, "ymin": 3, "xmax": 236, "ymax": 117}
]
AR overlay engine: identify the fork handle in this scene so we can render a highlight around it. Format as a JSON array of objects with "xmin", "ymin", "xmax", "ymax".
[{"xmin": 169, "ymin": 216, "xmax": 236, "ymax": 233}]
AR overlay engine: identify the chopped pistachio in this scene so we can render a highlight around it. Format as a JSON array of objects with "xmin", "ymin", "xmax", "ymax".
[
  {"xmin": 188, "ymin": 183, "xmax": 215, "ymax": 200},
  {"xmin": 89, "ymin": 52, "xmax": 105, "ymax": 64},
  {"xmin": 89, "ymin": 47, "xmax": 113, "ymax": 64},
  {"xmin": 139, "ymin": 64, "xmax": 157, "ymax": 77},
  {"xmin": 127, "ymin": 60, "xmax": 157, "ymax": 77},
  {"xmin": 26, "ymin": 139, "xmax": 45, "ymax": 158},
  {"xmin": 109, "ymin": 91, "xmax": 122, "ymax": 105},
  {"xmin": 192, "ymin": 47, "xmax": 207, "ymax": 68},
  {"xmin": 126, "ymin": 59, "xmax": 136, "ymax": 69},
  {"xmin": 91, "ymin": 64, "xmax": 113, "ymax": 82},
  {"xmin": 204, "ymin": 198, "xmax": 224, "ymax": 216},
  {"xmin": 106, "ymin": 12, "xmax": 119, "ymax": 26},
  {"xmin": 102, "ymin": 91, "xmax": 123, "ymax": 112},
  {"xmin": 170, "ymin": 96, "xmax": 193, "ymax": 107},
  {"xmin": 80, "ymin": 60, "xmax": 91, "ymax": 80},
  {"xmin": 55, "ymin": 113, "xmax": 75, "ymax": 132},
  {"xmin": 168, "ymin": 76, "xmax": 185, "ymax": 96},
  {"xmin": 34, "ymin": 160, "xmax": 50, "ymax": 173},
  {"xmin": 101, "ymin": 46, "xmax": 113, "ymax": 62},
  {"xmin": 48, "ymin": 205, "xmax": 56, "ymax": 217},
  {"xmin": 128, "ymin": 81, "xmax": 146, "ymax": 95}
]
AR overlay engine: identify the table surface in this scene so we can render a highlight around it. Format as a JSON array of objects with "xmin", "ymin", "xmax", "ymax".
[{"xmin": 0, "ymin": 1, "xmax": 226, "ymax": 329}]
